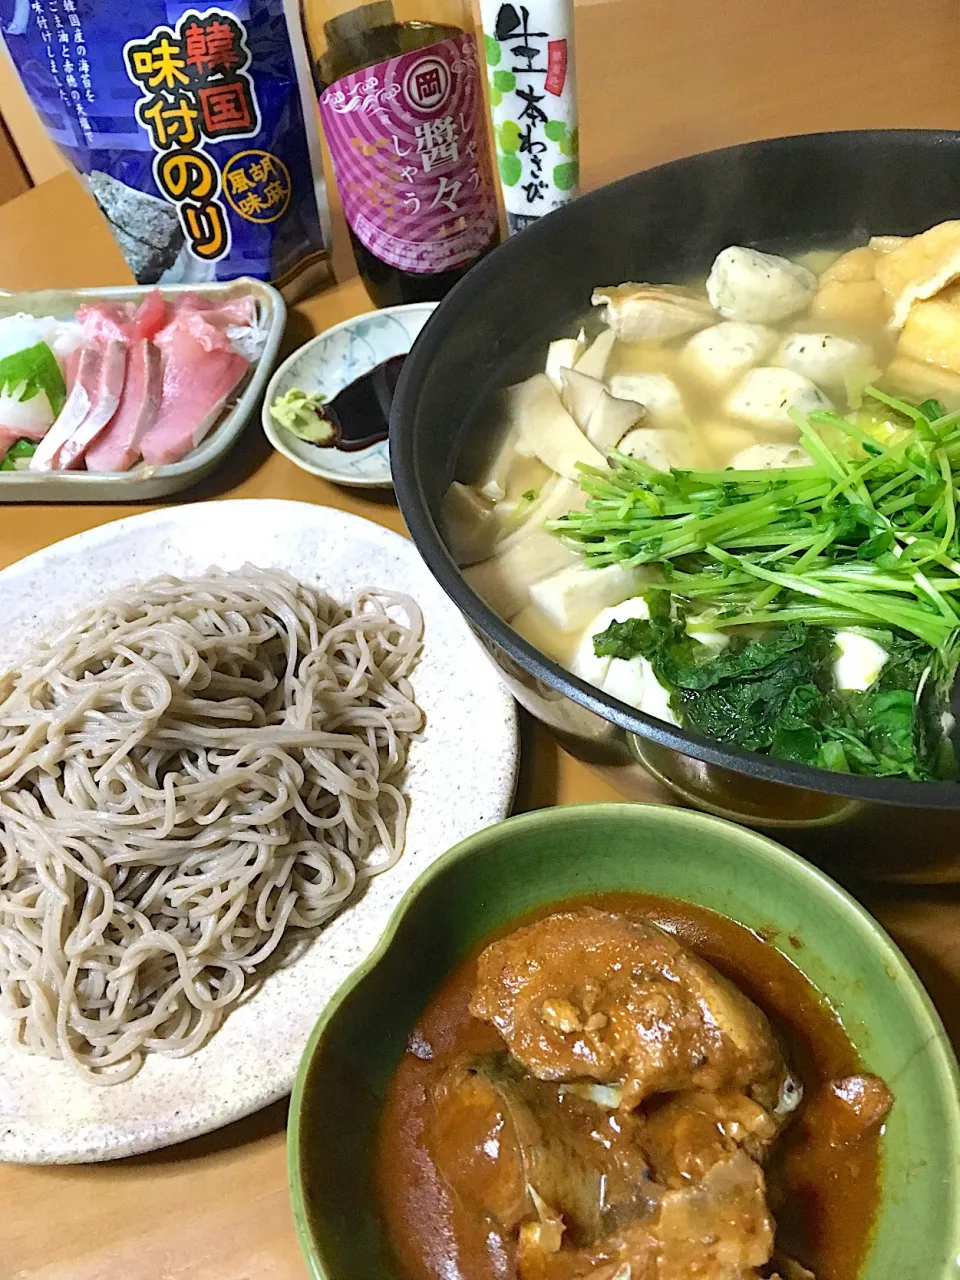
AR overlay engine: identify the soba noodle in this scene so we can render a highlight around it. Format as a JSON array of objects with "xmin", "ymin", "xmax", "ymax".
[{"xmin": 0, "ymin": 565, "xmax": 423, "ymax": 1083}]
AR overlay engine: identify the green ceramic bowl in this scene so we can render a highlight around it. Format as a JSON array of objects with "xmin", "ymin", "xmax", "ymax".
[{"xmin": 288, "ymin": 803, "xmax": 960, "ymax": 1280}]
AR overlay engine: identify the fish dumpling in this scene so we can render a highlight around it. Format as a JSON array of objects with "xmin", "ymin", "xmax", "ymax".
[
  {"xmin": 680, "ymin": 321, "xmax": 777, "ymax": 389},
  {"xmin": 730, "ymin": 443, "xmax": 812, "ymax": 470},
  {"xmin": 725, "ymin": 367, "xmax": 831, "ymax": 429},
  {"xmin": 706, "ymin": 247, "xmax": 816, "ymax": 324},
  {"xmin": 608, "ymin": 373, "xmax": 686, "ymax": 426},
  {"xmin": 618, "ymin": 426, "xmax": 690, "ymax": 471},
  {"xmin": 776, "ymin": 331, "xmax": 877, "ymax": 393}
]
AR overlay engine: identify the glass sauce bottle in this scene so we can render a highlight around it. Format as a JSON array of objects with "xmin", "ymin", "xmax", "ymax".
[{"xmin": 304, "ymin": 0, "xmax": 501, "ymax": 307}]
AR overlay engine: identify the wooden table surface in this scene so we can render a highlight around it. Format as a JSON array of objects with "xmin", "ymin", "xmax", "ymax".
[{"xmin": 4, "ymin": 1, "xmax": 960, "ymax": 1275}]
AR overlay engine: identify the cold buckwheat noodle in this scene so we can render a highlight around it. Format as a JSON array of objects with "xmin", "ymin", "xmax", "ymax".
[{"xmin": 0, "ymin": 566, "xmax": 423, "ymax": 1083}]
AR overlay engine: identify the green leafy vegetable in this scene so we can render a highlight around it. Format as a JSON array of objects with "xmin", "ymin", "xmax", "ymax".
[
  {"xmin": 0, "ymin": 342, "xmax": 66, "ymax": 417},
  {"xmin": 592, "ymin": 601, "xmax": 955, "ymax": 780},
  {"xmin": 548, "ymin": 387, "xmax": 960, "ymax": 651},
  {"xmin": 547, "ymin": 387, "xmax": 960, "ymax": 780},
  {"xmin": 0, "ymin": 438, "xmax": 38, "ymax": 471}
]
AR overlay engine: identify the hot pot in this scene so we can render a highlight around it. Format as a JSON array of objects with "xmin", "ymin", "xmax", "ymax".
[{"xmin": 391, "ymin": 130, "xmax": 960, "ymax": 882}]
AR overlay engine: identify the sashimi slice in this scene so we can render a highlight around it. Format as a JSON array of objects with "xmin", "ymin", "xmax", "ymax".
[
  {"xmin": 132, "ymin": 291, "xmax": 168, "ymax": 340},
  {"xmin": 29, "ymin": 346, "xmax": 101, "ymax": 470},
  {"xmin": 0, "ymin": 415, "xmax": 50, "ymax": 442},
  {"xmin": 175, "ymin": 293, "xmax": 264, "ymax": 359},
  {"xmin": 140, "ymin": 312, "xmax": 248, "ymax": 467},
  {"xmin": 56, "ymin": 340, "xmax": 128, "ymax": 469},
  {"xmin": 76, "ymin": 302, "xmax": 134, "ymax": 345},
  {"xmin": 64, "ymin": 345, "xmax": 84, "ymax": 392},
  {"xmin": 85, "ymin": 339, "xmax": 162, "ymax": 472},
  {"xmin": 176, "ymin": 293, "xmax": 257, "ymax": 327}
]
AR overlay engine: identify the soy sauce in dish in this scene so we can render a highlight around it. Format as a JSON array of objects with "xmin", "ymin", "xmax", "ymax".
[{"xmin": 319, "ymin": 353, "xmax": 406, "ymax": 451}]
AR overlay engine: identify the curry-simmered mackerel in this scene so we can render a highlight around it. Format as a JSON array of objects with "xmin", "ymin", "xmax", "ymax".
[{"xmin": 377, "ymin": 895, "xmax": 892, "ymax": 1280}]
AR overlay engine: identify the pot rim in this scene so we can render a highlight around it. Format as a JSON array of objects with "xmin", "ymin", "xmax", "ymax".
[{"xmin": 391, "ymin": 127, "xmax": 960, "ymax": 812}]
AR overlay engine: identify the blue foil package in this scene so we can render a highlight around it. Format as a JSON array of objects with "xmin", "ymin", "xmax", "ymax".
[{"xmin": 0, "ymin": 0, "xmax": 331, "ymax": 288}]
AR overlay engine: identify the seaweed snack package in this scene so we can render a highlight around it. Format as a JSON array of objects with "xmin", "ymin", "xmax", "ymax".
[{"xmin": 0, "ymin": 0, "xmax": 331, "ymax": 291}]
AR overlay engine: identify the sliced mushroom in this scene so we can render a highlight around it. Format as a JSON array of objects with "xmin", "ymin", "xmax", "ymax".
[
  {"xmin": 560, "ymin": 367, "xmax": 607, "ymax": 431},
  {"xmin": 585, "ymin": 389, "xmax": 645, "ymax": 451},
  {"xmin": 508, "ymin": 374, "xmax": 607, "ymax": 479}
]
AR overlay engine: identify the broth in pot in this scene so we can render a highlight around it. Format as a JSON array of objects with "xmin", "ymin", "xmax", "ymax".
[{"xmin": 444, "ymin": 225, "xmax": 960, "ymax": 786}]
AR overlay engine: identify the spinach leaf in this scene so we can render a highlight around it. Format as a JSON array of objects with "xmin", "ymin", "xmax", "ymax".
[{"xmin": 591, "ymin": 601, "xmax": 957, "ymax": 780}]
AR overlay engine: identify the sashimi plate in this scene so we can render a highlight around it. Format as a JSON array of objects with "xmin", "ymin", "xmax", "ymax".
[
  {"xmin": 0, "ymin": 279, "xmax": 285, "ymax": 503},
  {"xmin": 0, "ymin": 500, "xmax": 519, "ymax": 1162}
]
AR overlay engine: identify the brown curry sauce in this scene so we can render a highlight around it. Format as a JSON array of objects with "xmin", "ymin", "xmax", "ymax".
[{"xmin": 375, "ymin": 893, "xmax": 885, "ymax": 1280}]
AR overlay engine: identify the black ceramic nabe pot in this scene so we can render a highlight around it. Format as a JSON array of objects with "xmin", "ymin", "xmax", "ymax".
[{"xmin": 391, "ymin": 130, "xmax": 960, "ymax": 883}]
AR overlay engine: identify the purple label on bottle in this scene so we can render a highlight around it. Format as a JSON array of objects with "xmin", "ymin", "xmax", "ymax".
[{"xmin": 318, "ymin": 33, "xmax": 498, "ymax": 275}]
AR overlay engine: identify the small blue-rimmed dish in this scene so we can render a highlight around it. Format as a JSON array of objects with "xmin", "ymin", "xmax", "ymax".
[{"xmin": 262, "ymin": 301, "xmax": 437, "ymax": 489}]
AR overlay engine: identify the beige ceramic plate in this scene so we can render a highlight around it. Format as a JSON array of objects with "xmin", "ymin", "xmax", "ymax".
[{"xmin": 0, "ymin": 500, "xmax": 518, "ymax": 1163}]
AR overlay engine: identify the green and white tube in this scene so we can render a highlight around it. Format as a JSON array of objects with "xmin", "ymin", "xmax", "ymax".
[{"xmin": 479, "ymin": 0, "xmax": 579, "ymax": 234}]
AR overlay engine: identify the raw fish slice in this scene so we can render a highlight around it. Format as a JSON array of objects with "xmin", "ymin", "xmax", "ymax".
[
  {"xmin": 176, "ymin": 293, "xmax": 257, "ymax": 327},
  {"xmin": 29, "ymin": 347, "xmax": 101, "ymax": 470},
  {"xmin": 131, "ymin": 290, "xmax": 168, "ymax": 340},
  {"xmin": 85, "ymin": 340, "xmax": 162, "ymax": 472},
  {"xmin": 56, "ymin": 341, "xmax": 128, "ymax": 469},
  {"xmin": 176, "ymin": 292, "xmax": 265, "ymax": 359},
  {"xmin": 76, "ymin": 302, "xmax": 135, "ymax": 344},
  {"xmin": 0, "ymin": 414, "xmax": 50, "ymax": 443},
  {"xmin": 140, "ymin": 311, "xmax": 248, "ymax": 467},
  {"xmin": 77, "ymin": 293, "xmax": 170, "ymax": 344},
  {"xmin": 63, "ymin": 346, "xmax": 84, "ymax": 392}
]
